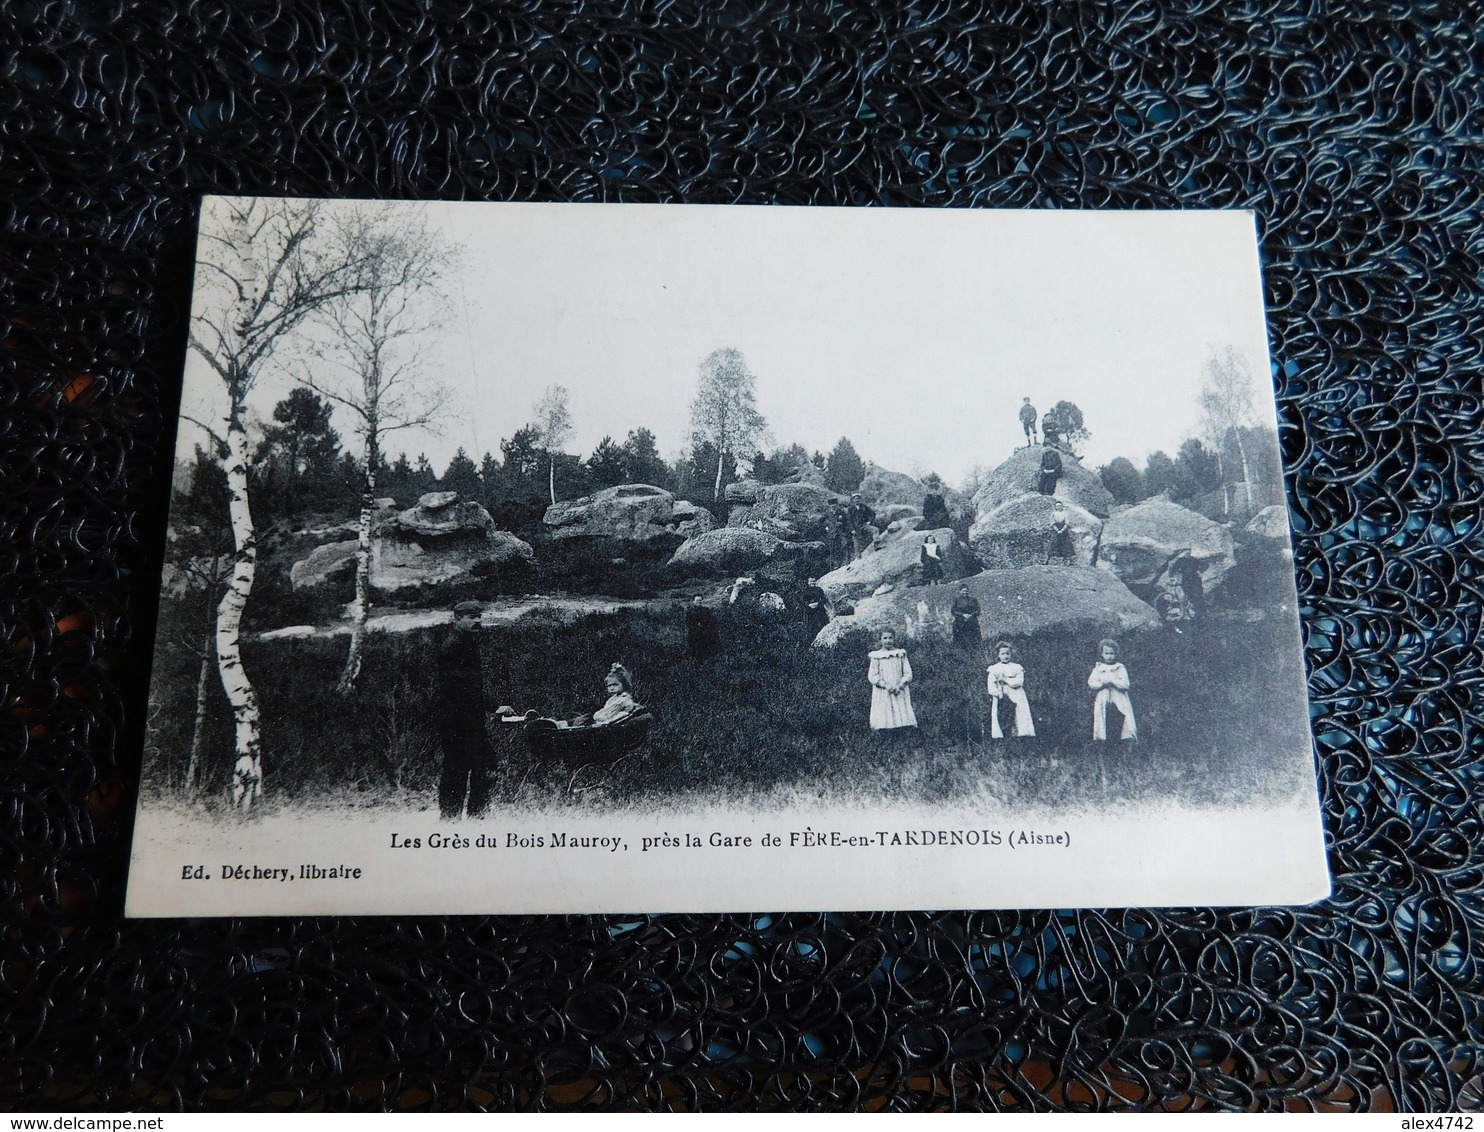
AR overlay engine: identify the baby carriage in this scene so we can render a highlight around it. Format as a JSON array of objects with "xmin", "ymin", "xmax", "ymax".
[{"xmin": 502, "ymin": 707, "xmax": 655, "ymax": 796}]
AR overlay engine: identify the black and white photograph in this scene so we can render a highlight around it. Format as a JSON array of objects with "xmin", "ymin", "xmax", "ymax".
[{"xmin": 126, "ymin": 199, "xmax": 1329, "ymax": 915}]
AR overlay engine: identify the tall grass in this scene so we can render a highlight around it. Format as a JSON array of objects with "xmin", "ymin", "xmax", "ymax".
[{"xmin": 147, "ymin": 584, "xmax": 1314, "ymax": 813}]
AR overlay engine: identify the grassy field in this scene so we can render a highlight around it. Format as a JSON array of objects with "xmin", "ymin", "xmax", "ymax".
[{"xmin": 147, "ymin": 577, "xmax": 1315, "ymax": 815}]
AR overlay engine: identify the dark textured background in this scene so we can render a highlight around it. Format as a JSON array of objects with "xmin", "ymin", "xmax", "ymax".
[{"xmin": 3, "ymin": 0, "xmax": 1482, "ymax": 1112}]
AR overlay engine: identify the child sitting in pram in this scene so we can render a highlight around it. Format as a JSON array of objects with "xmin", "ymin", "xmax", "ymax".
[{"xmin": 500, "ymin": 662, "xmax": 642, "ymax": 730}]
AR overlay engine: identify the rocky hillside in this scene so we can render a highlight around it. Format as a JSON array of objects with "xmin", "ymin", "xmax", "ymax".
[{"xmin": 255, "ymin": 444, "xmax": 1274, "ymax": 652}]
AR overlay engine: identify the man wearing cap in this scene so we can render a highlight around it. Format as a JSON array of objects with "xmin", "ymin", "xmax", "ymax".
[
  {"xmin": 437, "ymin": 601, "xmax": 492, "ymax": 819},
  {"xmin": 1018, "ymin": 397, "xmax": 1038, "ymax": 447}
]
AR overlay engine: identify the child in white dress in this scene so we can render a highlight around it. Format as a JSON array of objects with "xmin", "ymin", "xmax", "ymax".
[
  {"xmin": 868, "ymin": 630, "xmax": 917, "ymax": 730},
  {"xmin": 1088, "ymin": 638, "xmax": 1137, "ymax": 740},
  {"xmin": 986, "ymin": 641, "xmax": 1035, "ymax": 738}
]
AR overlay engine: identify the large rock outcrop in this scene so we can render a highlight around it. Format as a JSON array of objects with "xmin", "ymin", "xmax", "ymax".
[
  {"xmin": 669, "ymin": 527, "xmax": 823, "ymax": 578},
  {"xmin": 968, "ymin": 495, "xmax": 1102, "ymax": 569},
  {"xmin": 1097, "ymin": 498, "xmax": 1235, "ymax": 598},
  {"xmin": 1244, "ymin": 504, "xmax": 1291, "ymax": 541},
  {"xmin": 874, "ymin": 503, "xmax": 921, "ymax": 529},
  {"xmin": 290, "ymin": 539, "xmax": 359, "ymax": 590},
  {"xmin": 856, "ymin": 463, "xmax": 927, "ymax": 510},
  {"xmin": 785, "ymin": 462, "xmax": 826, "ymax": 487},
  {"xmin": 852, "ymin": 464, "xmax": 974, "ymax": 531},
  {"xmin": 723, "ymin": 478, "xmax": 763, "ymax": 504},
  {"xmin": 371, "ymin": 492, "xmax": 533, "ymax": 591},
  {"xmin": 813, "ymin": 566, "xmax": 1159, "ymax": 648},
  {"xmin": 971, "ymin": 445, "xmax": 1114, "ymax": 519},
  {"xmin": 818, "ymin": 527, "xmax": 967, "ymax": 603},
  {"xmin": 726, "ymin": 482, "xmax": 844, "ymax": 541},
  {"xmin": 543, "ymin": 483, "xmax": 713, "ymax": 542},
  {"xmin": 280, "ymin": 501, "xmax": 399, "ymax": 592}
]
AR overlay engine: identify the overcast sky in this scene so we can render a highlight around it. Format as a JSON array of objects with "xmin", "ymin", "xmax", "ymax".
[{"xmin": 180, "ymin": 200, "xmax": 1279, "ymax": 487}]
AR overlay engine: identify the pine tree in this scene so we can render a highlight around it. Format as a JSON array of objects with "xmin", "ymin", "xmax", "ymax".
[
  {"xmin": 479, "ymin": 451, "xmax": 500, "ymax": 507},
  {"xmin": 442, "ymin": 447, "xmax": 482, "ymax": 501},
  {"xmin": 412, "ymin": 454, "xmax": 438, "ymax": 497},
  {"xmin": 1098, "ymin": 457, "xmax": 1144, "ymax": 504},
  {"xmin": 825, "ymin": 437, "xmax": 865, "ymax": 494},
  {"xmin": 622, "ymin": 428, "xmax": 670, "ymax": 488},
  {"xmin": 588, "ymin": 436, "xmax": 628, "ymax": 486},
  {"xmin": 254, "ymin": 387, "xmax": 342, "ymax": 515}
]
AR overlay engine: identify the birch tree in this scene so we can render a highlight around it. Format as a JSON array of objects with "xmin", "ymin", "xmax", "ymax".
[
  {"xmin": 689, "ymin": 348, "xmax": 769, "ymax": 499},
  {"xmin": 299, "ymin": 204, "xmax": 451, "ymax": 696},
  {"xmin": 188, "ymin": 197, "xmax": 368, "ymax": 806},
  {"xmin": 532, "ymin": 384, "xmax": 573, "ymax": 504},
  {"xmin": 1198, "ymin": 345, "xmax": 1259, "ymax": 513},
  {"xmin": 168, "ymin": 446, "xmax": 234, "ymax": 797}
]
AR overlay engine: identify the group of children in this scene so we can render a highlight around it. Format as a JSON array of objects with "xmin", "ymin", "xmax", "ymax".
[{"xmin": 867, "ymin": 631, "xmax": 1137, "ymax": 742}]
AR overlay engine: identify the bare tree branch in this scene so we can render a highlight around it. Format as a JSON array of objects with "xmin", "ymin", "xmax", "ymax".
[{"xmin": 288, "ymin": 201, "xmax": 456, "ymax": 695}]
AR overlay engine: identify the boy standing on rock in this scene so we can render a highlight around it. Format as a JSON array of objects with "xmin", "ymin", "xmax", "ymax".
[{"xmin": 1019, "ymin": 397, "xmax": 1038, "ymax": 447}]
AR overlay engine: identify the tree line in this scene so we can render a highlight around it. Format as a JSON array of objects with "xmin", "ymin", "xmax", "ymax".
[
  {"xmin": 1095, "ymin": 348, "xmax": 1281, "ymax": 515},
  {"xmin": 235, "ymin": 383, "xmax": 885, "ymax": 530}
]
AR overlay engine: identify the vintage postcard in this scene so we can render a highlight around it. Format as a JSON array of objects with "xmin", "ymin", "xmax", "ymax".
[{"xmin": 125, "ymin": 199, "xmax": 1330, "ymax": 915}]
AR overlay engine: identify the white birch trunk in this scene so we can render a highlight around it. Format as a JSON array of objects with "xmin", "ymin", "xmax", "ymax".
[
  {"xmin": 338, "ymin": 436, "xmax": 377, "ymax": 695},
  {"xmin": 217, "ymin": 415, "xmax": 263, "ymax": 809},
  {"xmin": 713, "ymin": 449, "xmax": 725, "ymax": 499},
  {"xmin": 1213, "ymin": 447, "xmax": 1229, "ymax": 515},
  {"xmin": 549, "ymin": 454, "xmax": 557, "ymax": 504},
  {"xmin": 1235, "ymin": 430, "xmax": 1255, "ymax": 511}
]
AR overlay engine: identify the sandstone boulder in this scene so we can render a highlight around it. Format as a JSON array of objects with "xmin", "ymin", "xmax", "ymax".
[
  {"xmin": 856, "ymin": 463, "xmax": 926, "ymax": 510},
  {"xmin": 543, "ymin": 483, "xmax": 713, "ymax": 542},
  {"xmin": 1245, "ymin": 504, "xmax": 1291, "ymax": 541},
  {"xmin": 732, "ymin": 516, "xmax": 798, "ymax": 541},
  {"xmin": 875, "ymin": 503, "xmax": 921, "ymax": 529},
  {"xmin": 727, "ymin": 482, "xmax": 844, "ymax": 541},
  {"xmin": 371, "ymin": 495, "xmax": 533, "ymax": 591},
  {"xmin": 968, "ymin": 495, "xmax": 1102, "ymax": 569},
  {"xmin": 670, "ymin": 500, "xmax": 715, "ymax": 539},
  {"xmin": 723, "ymin": 478, "xmax": 763, "ymax": 504},
  {"xmin": 669, "ymin": 527, "xmax": 790, "ymax": 576},
  {"xmin": 417, "ymin": 490, "xmax": 459, "ymax": 511},
  {"xmin": 813, "ymin": 566, "xmax": 1159, "ymax": 648},
  {"xmin": 785, "ymin": 462, "xmax": 826, "ymax": 487},
  {"xmin": 387, "ymin": 491, "xmax": 496, "ymax": 538},
  {"xmin": 1097, "ymin": 498, "xmax": 1235, "ymax": 598},
  {"xmin": 290, "ymin": 539, "xmax": 359, "ymax": 590},
  {"xmin": 971, "ymin": 445, "xmax": 1114, "ymax": 519},
  {"xmin": 818, "ymin": 526, "xmax": 967, "ymax": 603}
]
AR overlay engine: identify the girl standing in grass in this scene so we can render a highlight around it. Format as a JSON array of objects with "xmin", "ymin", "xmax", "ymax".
[
  {"xmin": 868, "ymin": 629, "xmax": 917, "ymax": 731},
  {"xmin": 1088, "ymin": 638, "xmax": 1137, "ymax": 740},
  {"xmin": 987, "ymin": 641, "xmax": 1035, "ymax": 739}
]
